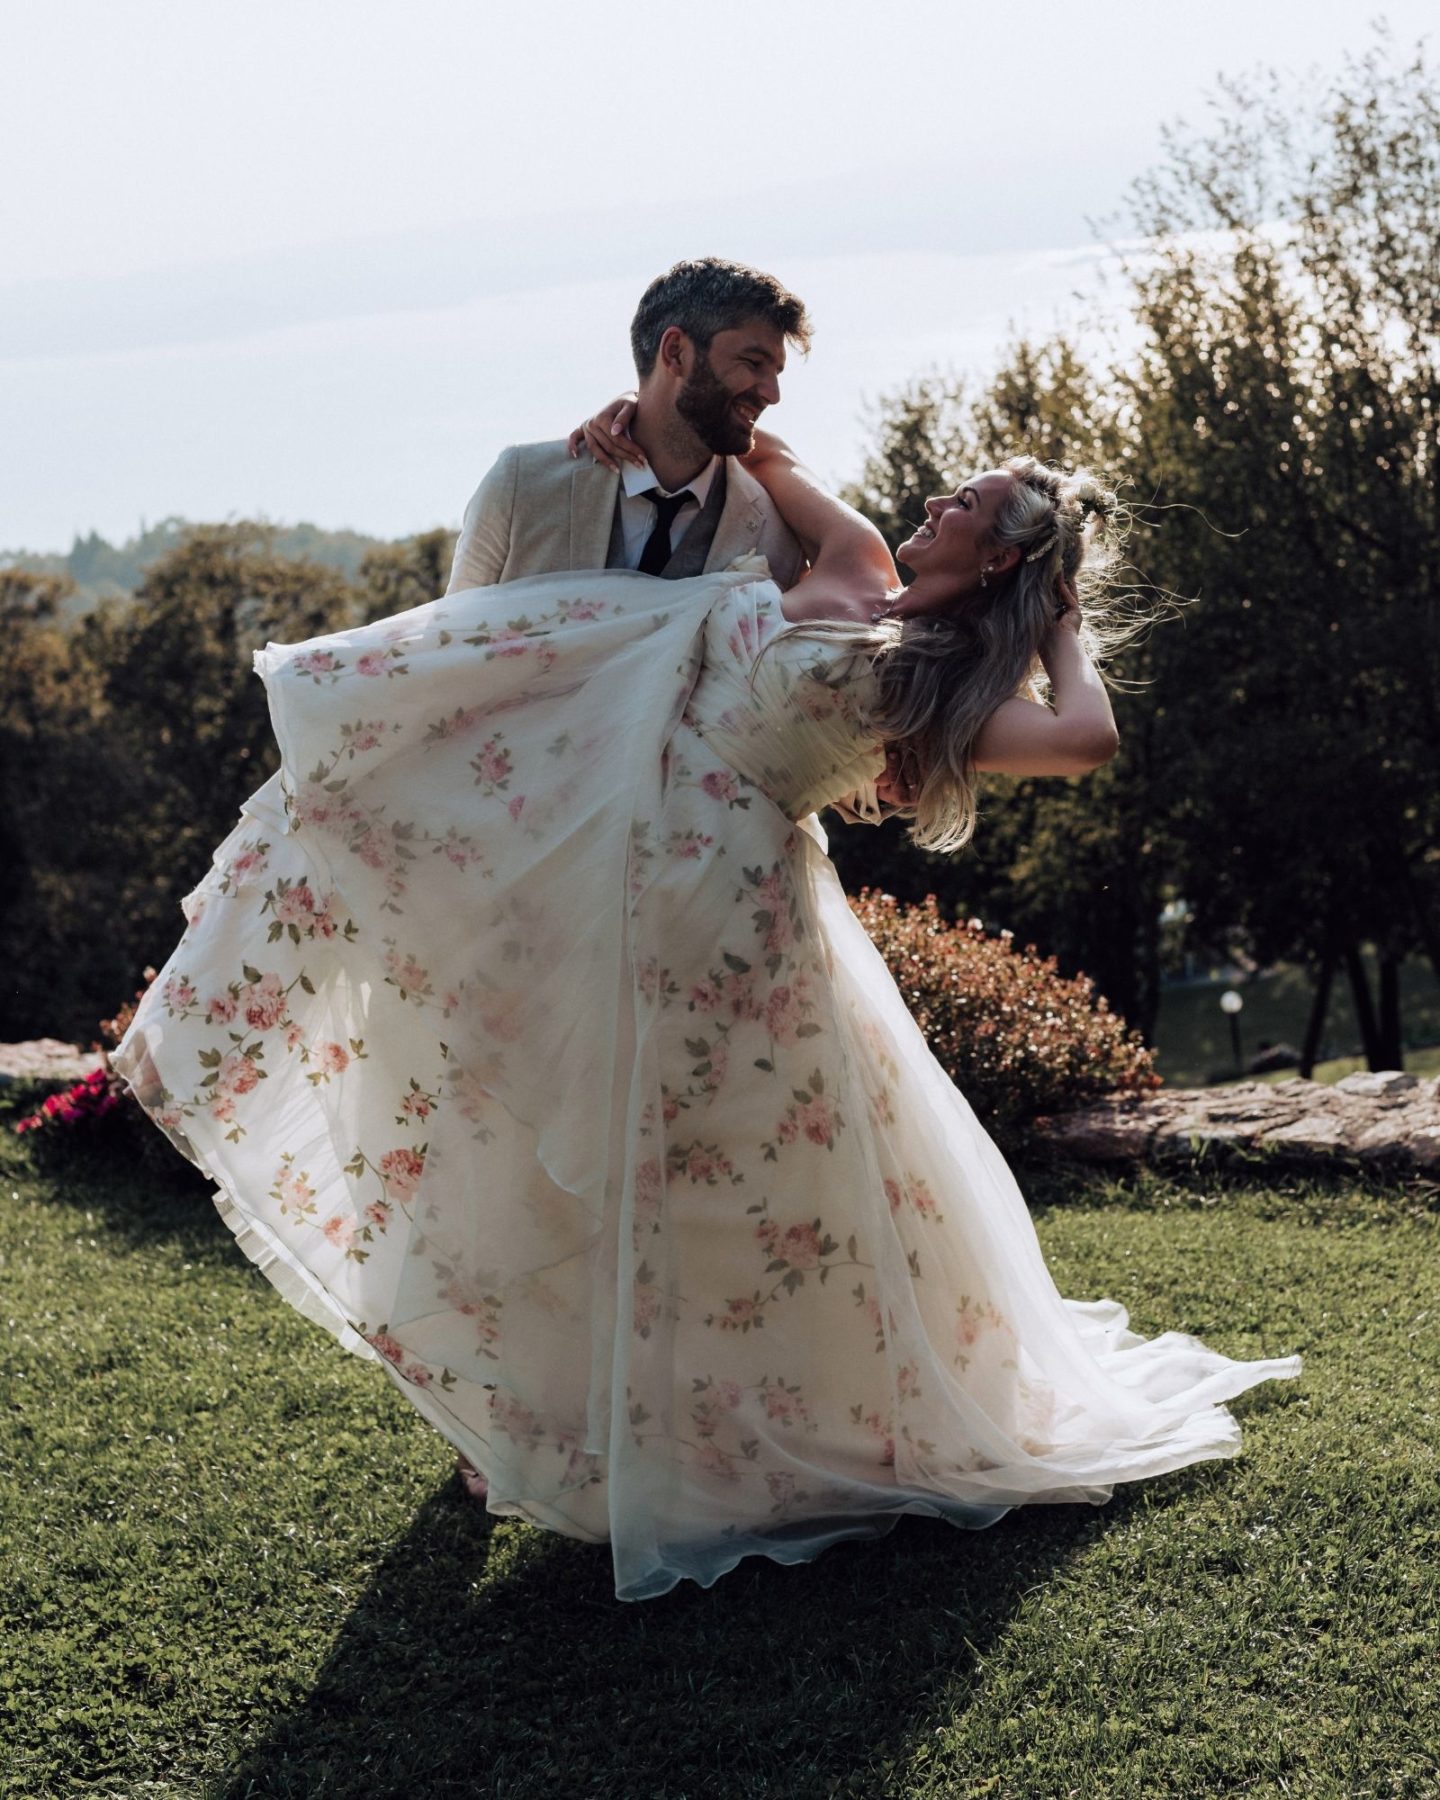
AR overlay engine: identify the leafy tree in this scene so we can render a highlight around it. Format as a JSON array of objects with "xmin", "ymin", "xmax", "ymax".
[{"xmin": 1119, "ymin": 31, "xmax": 1440, "ymax": 1068}]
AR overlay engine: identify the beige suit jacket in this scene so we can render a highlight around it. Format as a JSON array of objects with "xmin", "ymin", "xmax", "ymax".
[{"xmin": 445, "ymin": 439, "xmax": 806, "ymax": 594}]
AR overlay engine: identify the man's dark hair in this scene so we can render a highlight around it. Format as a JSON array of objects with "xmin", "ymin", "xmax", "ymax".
[{"xmin": 630, "ymin": 258, "xmax": 813, "ymax": 377}]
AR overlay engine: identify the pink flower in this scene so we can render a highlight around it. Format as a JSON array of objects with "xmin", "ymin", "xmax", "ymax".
[
  {"xmin": 355, "ymin": 831, "xmax": 389, "ymax": 870},
  {"xmin": 884, "ymin": 1177, "xmax": 903, "ymax": 1214},
  {"xmin": 317, "ymin": 1042, "xmax": 349, "ymax": 1075},
  {"xmin": 474, "ymin": 739, "xmax": 512, "ymax": 785},
  {"xmin": 766, "ymin": 1471, "xmax": 796, "ymax": 1504},
  {"xmin": 294, "ymin": 649, "xmax": 339, "ymax": 677},
  {"xmin": 230, "ymin": 846, "xmax": 269, "ymax": 880},
  {"xmin": 780, "ymin": 1221, "xmax": 823, "ymax": 1270},
  {"xmin": 402, "ymin": 1361, "xmax": 433, "ymax": 1387},
  {"xmin": 763, "ymin": 1384, "xmax": 808, "ymax": 1425},
  {"xmin": 206, "ymin": 993, "xmax": 237, "ymax": 1024},
  {"xmin": 274, "ymin": 883, "xmax": 318, "ymax": 925},
  {"xmin": 400, "ymin": 1090, "xmax": 431, "ymax": 1120},
  {"xmin": 801, "ymin": 1098, "xmax": 836, "ymax": 1146},
  {"xmin": 364, "ymin": 1199, "xmax": 391, "ymax": 1228},
  {"xmin": 715, "ymin": 1379, "xmax": 743, "ymax": 1410},
  {"xmin": 209, "ymin": 1094, "xmax": 237, "ymax": 1124},
  {"xmin": 239, "ymin": 972, "xmax": 286, "ymax": 1031},
  {"xmin": 321, "ymin": 1213, "xmax": 355, "ymax": 1249},
  {"xmin": 718, "ymin": 1297, "xmax": 758, "ymax": 1330},
  {"xmin": 507, "ymin": 794, "xmax": 526, "ymax": 821},
  {"xmin": 765, "ymin": 985, "xmax": 798, "ymax": 1044},
  {"xmin": 379, "ymin": 1146, "xmax": 426, "ymax": 1201},
  {"xmin": 689, "ymin": 978, "xmax": 721, "ymax": 1011},
  {"xmin": 368, "ymin": 1331, "xmax": 405, "ymax": 1364},
  {"xmin": 700, "ymin": 769, "xmax": 739, "ymax": 804},
  {"xmin": 162, "ymin": 976, "xmax": 197, "ymax": 1013},
  {"xmin": 356, "ymin": 651, "xmax": 387, "ymax": 678},
  {"xmin": 217, "ymin": 1050, "xmax": 260, "ymax": 1097},
  {"xmin": 351, "ymin": 726, "xmax": 384, "ymax": 752}
]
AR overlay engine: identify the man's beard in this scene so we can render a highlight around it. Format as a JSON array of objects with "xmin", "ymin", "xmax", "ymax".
[{"xmin": 675, "ymin": 352, "xmax": 758, "ymax": 456}]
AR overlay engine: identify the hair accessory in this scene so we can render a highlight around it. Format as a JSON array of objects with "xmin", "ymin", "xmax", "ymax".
[
  {"xmin": 1075, "ymin": 479, "xmax": 1116, "ymax": 519},
  {"xmin": 1025, "ymin": 532, "xmax": 1058, "ymax": 563}
]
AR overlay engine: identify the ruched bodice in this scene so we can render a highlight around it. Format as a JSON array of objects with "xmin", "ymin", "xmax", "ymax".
[{"xmin": 685, "ymin": 582, "xmax": 886, "ymax": 822}]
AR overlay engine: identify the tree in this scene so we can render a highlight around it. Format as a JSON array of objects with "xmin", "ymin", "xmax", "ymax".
[{"xmin": 1119, "ymin": 32, "xmax": 1440, "ymax": 1068}]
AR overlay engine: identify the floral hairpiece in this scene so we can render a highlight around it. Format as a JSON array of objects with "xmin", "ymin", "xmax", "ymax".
[{"xmin": 1025, "ymin": 533, "xmax": 1058, "ymax": 563}]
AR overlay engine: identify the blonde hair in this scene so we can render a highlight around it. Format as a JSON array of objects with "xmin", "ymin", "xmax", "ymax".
[{"xmin": 764, "ymin": 457, "xmax": 1136, "ymax": 853}]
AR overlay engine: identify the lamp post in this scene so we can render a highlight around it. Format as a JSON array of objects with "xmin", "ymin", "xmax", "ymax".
[{"xmin": 1220, "ymin": 988, "xmax": 1244, "ymax": 1074}]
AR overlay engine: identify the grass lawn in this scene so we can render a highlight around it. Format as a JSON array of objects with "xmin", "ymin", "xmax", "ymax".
[{"xmin": 2, "ymin": 1088, "xmax": 1437, "ymax": 1800}]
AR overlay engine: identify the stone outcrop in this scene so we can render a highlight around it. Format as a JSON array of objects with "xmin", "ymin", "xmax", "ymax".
[
  {"xmin": 0, "ymin": 1039, "xmax": 105, "ymax": 1087},
  {"xmin": 1034, "ymin": 1072, "xmax": 1440, "ymax": 1177}
]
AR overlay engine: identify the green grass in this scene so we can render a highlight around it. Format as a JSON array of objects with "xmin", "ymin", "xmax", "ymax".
[{"xmin": 2, "ymin": 1092, "xmax": 1437, "ymax": 1800}]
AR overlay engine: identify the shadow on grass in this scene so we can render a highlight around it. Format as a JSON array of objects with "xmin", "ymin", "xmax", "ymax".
[{"xmin": 214, "ymin": 1465, "xmax": 1200, "ymax": 1800}]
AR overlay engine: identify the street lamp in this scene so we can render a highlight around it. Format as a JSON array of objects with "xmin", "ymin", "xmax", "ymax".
[{"xmin": 1220, "ymin": 988, "xmax": 1244, "ymax": 1073}]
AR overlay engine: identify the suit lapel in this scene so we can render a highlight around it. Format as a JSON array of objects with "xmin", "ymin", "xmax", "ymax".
[
  {"xmin": 569, "ymin": 459, "xmax": 620, "ymax": 569},
  {"xmin": 704, "ymin": 457, "xmax": 767, "ymax": 573}
]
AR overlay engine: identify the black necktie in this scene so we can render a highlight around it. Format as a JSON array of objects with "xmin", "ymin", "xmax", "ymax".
[{"xmin": 638, "ymin": 488, "xmax": 694, "ymax": 576}]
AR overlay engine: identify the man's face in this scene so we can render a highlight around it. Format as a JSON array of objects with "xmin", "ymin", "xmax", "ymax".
[{"xmin": 674, "ymin": 319, "xmax": 786, "ymax": 455}]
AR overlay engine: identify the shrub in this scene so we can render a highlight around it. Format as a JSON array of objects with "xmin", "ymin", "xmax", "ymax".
[{"xmin": 849, "ymin": 890, "xmax": 1159, "ymax": 1146}]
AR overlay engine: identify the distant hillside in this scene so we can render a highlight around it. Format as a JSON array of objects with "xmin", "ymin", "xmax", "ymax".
[{"xmin": 1, "ymin": 517, "xmax": 391, "ymax": 620}]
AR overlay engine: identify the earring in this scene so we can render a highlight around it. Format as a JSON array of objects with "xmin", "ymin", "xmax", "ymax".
[{"xmin": 979, "ymin": 565, "xmax": 991, "ymax": 589}]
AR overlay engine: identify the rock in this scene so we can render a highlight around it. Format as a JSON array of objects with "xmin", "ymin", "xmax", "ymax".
[
  {"xmin": 1034, "ymin": 1072, "xmax": 1440, "ymax": 1176},
  {"xmin": 1333, "ymin": 1071, "xmax": 1419, "ymax": 1099},
  {"xmin": 0, "ymin": 1039, "xmax": 105, "ymax": 1087}
]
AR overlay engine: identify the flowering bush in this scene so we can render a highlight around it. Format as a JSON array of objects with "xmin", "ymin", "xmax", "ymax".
[
  {"xmin": 11, "ymin": 972, "xmax": 177, "ymax": 1171},
  {"xmin": 849, "ymin": 890, "xmax": 1159, "ymax": 1146},
  {"xmin": 14, "ymin": 1065, "xmax": 123, "ymax": 1135}
]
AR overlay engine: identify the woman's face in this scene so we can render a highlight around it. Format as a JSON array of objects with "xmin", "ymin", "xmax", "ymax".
[{"xmin": 895, "ymin": 470, "xmax": 1016, "ymax": 591}]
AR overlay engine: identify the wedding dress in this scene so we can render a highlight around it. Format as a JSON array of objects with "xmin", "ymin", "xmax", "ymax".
[{"xmin": 114, "ymin": 565, "xmax": 1300, "ymax": 1600}]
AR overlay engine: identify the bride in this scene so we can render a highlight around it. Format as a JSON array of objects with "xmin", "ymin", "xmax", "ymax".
[{"xmin": 114, "ymin": 411, "xmax": 1300, "ymax": 1601}]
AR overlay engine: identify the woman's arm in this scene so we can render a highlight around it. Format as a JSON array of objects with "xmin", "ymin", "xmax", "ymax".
[
  {"xmin": 736, "ymin": 429, "xmax": 898, "ymax": 602},
  {"xmin": 971, "ymin": 593, "xmax": 1119, "ymax": 776}
]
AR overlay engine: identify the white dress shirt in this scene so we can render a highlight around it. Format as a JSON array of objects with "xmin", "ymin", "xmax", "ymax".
[{"xmin": 616, "ymin": 456, "xmax": 720, "ymax": 569}]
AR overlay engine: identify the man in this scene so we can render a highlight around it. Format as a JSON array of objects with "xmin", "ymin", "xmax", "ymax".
[{"xmin": 446, "ymin": 258, "xmax": 812, "ymax": 594}]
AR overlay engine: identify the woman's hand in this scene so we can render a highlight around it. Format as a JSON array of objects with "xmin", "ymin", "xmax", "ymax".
[
  {"xmin": 875, "ymin": 741, "xmax": 922, "ymax": 811},
  {"xmin": 567, "ymin": 394, "xmax": 643, "ymax": 471},
  {"xmin": 1051, "ymin": 573, "xmax": 1082, "ymax": 634}
]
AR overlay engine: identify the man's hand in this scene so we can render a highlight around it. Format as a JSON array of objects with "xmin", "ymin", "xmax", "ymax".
[{"xmin": 568, "ymin": 394, "xmax": 643, "ymax": 471}]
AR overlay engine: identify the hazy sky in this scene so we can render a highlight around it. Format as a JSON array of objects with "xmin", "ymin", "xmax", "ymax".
[{"xmin": 2, "ymin": 1, "xmax": 1432, "ymax": 550}]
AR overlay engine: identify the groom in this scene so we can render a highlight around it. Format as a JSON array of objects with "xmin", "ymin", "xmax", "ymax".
[{"xmin": 446, "ymin": 257, "xmax": 812, "ymax": 594}]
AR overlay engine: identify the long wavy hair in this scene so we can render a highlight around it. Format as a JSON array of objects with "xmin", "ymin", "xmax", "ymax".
[{"xmin": 760, "ymin": 457, "xmax": 1139, "ymax": 853}]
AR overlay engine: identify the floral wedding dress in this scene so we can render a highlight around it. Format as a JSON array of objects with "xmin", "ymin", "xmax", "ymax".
[{"xmin": 114, "ymin": 565, "xmax": 1300, "ymax": 1600}]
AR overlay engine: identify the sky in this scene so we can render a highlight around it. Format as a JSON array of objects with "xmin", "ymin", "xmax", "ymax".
[{"xmin": 2, "ymin": 0, "xmax": 1432, "ymax": 552}]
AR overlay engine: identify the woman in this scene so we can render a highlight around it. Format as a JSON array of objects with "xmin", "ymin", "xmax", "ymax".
[{"xmin": 114, "ymin": 433, "xmax": 1299, "ymax": 1601}]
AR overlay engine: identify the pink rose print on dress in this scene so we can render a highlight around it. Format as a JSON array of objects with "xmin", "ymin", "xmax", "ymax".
[
  {"xmin": 316, "ymin": 1042, "xmax": 349, "ymax": 1076},
  {"xmin": 765, "ymin": 1068, "xmax": 844, "ymax": 1160},
  {"xmin": 379, "ymin": 1145, "xmax": 426, "ymax": 1203},
  {"xmin": 216, "ymin": 1050, "xmax": 261, "ymax": 1097},
  {"xmin": 471, "ymin": 735, "xmax": 513, "ymax": 793},
  {"xmin": 700, "ymin": 769, "xmax": 740, "ymax": 805},
  {"xmin": 356, "ymin": 652, "xmax": 388, "ymax": 678},
  {"xmin": 239, "ymin": 972, "xmax": 286, "ymax": 1032},
  {"xmin": 270, "ymin": 1155, "xmax": 317, "ymax": 1221},
  {"xmin": 205, "ymin": 993, "xmax": 237, "ymax": 1025},
  {"xmin": 292, "ymin": 649, "xmax": 342, "ymax": 682},
  {"xmin": 321, "ymin": 1213, "xmax": 356, "ymax": 1251},
  {"xmin": 162, "ymin": 976, "xmax": 197, "ymax": 1015}
]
